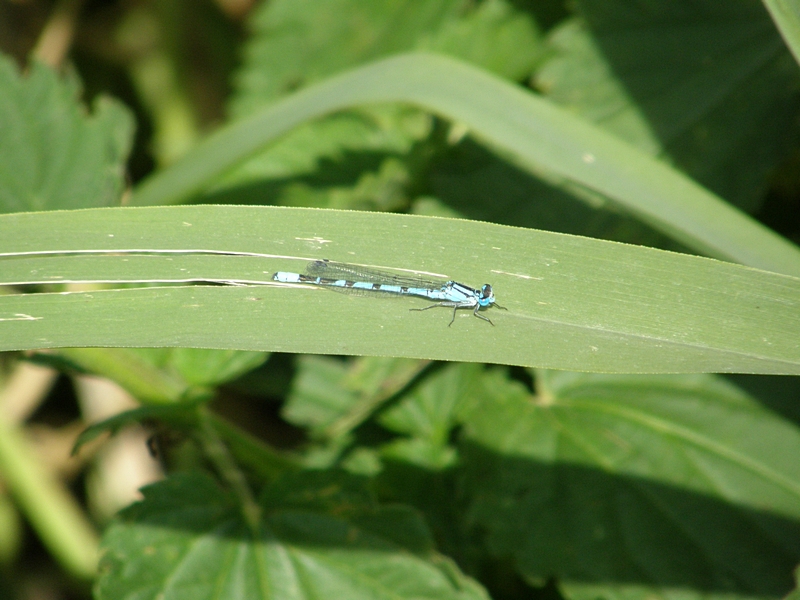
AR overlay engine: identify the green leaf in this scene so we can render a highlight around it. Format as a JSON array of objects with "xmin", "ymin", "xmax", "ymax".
[
  {"xmin": 224, "ymin": 0, "xmax": 456, "ymax": 212},
  {"xmin": 378, "ymin": 363, "xmax": 481, "ymax": 440},
  {"xmin": 378, "ymin": 363, "xmax": 482, "ymax": 469},
  {"xmin": 95, "ymin": 471, "xmax": 491, "ymax": 600},
  {"xmin": 282, "ymin": 356, "xmax": 355, "ymax": 433},
  {"xmin": 0, "ymin": 56, "xmax": 134, "ymax": 213},
  {"xmin": 233, "ymin": 0, "xmax": 461, "ymax": 113},
  {"xmin": 461, "ymin": 371, "xmax": 800, "ymax": 598},
  {"xmin": 130, "ymin": 53, "xmax": 800, "ymax": 276},
  {"xmin": 54, "ymin": 346, "xmax": 266, "ymax": 402},
  {"xmin": 761, "ymin": 0, "xmax": 800, "ymax": 68},
  {"xmin": 282, "ymin": 360, "xmax": 480, "ymax": 471},
  {"xmin": 283, "ymin": 355, "xmax": 425, "ymax": 438},
  {"xmin": 785, "ymin": 567, "xmax": 800, "ymax": 600},
  {"xmin": 233, "ymin": 0, "xmax": 539, "ymax": 115},
  {"xmin": 416, "ymin": 0, "xmax": 543, "ymax": 80},
  {"xmin": 537, "ymin": 1, "xmax": 799, "ymax": 211},
  {"xmin": 218, "ymin": 0, "xmax": 543, "ymax": 214},
  {"xmin": 55, "ymin": 347, "xmax": 192, "ymax": 404},
  {"xmin": 207, "ymin": 106, "xmax": 429, "ymax": 212},
  {"xmin": 169, "ymin": 348, "xmax": 269, "ymax": 387},
  {"xmin": 426, "ymin": 137, "xmax": 677, "ymax": 248},
  {"xmin": 1, "ymin": 205, "xmax": 799, "ymax": 374},
  {"xmin": 71, "ymin": 403, "xmax": 199, "ymax": 455}
]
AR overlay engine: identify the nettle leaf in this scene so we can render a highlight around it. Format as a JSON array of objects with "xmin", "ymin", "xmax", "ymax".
[
  {"xmin": 227, "ymin": 0, "xmax": 460, "ymax": 197},
  {"xmin": 282, "ymin": 356, "xmax": 356, "ymax": 434},
  {"xmin": 0, "ymin": 55, "xmax": 134, "ymax": 213},
  {"xmin": 169, "ymin": 349, "xmax": 269, "ymax": 387},
  {"xmin": 54, "ymin": 347, "xmax": 266, "ymax": 404},
  {"xmin": 378, "ymin": 363, "xmax": 481, "ymax": 439},
  {"xmin": 232, "ymin": 0, "xmax": 467, "ymax": 113},
  {"xmin": 460, "ymin": 371, "xmax": 800, "ymax": 599},
  {"xmin": 378, "ymin": 363, "xmax": 483, "ymax": 469},
  {"xmin": 417, "ymin": 0, "xmax": 542, "ymax": 81},
  {"xmin": 205, "ymin": 105, "xmax": 430, "ymax": 211},
  {"xmin": 282, "ymin": 356, "xmax": 425, "ymax": 439},
  {"xmin": 95, "ymin": 471, "xmax": 490, "ymax": 600},
  {"xmin": 72, "ymin": 404, "xmax": 198, "ymax": 455},
  {"xmin": 536, "ymin": 0, "xmax": 800, "ymax": 211},
  {"xmin": 217, "ymin": 0, "xmax": 544, "ymax": 212}
]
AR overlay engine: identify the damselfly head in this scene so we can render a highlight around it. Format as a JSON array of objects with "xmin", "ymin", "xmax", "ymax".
[{"xmin": 478, "ymin": 284, "xmax": 495, "ymax": 307}]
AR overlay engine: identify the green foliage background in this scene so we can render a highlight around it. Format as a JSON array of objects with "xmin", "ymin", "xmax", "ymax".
[{"xmin": 0, "ymin": 1, "xmax": 799, "ymax": 600}]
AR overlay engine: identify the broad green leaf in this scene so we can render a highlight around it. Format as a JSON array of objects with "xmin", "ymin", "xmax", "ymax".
[
  {"xmin": 232, "ymin": 0, "xmax": 527, "ymax": 115},
  {"xmin": 71, "ymin": 404, "xmax": 199, "ymax": 454},
  {"xmin": 53, "ymin": 347, "xmax": 192, "ymax": 404},
  {"xmin": 95, "ymin": 471, "xmax": 490, "ymax": 600},
  {"xmin": 217, "ymin": 0, "xmax": 542, "ymax": 213},
  {"xmin": 283, "ymin": 355, "xmax": 425, "ymax": 438},
  {"xmin": 130, "ymin": 53, "xmax": 800, "ymax": 276},
  {"xmin": 378, "ymin": 363, "xmax": 482, "ymax": 470},
  {"xmin": 378, "ymin": 363, "xmax": 481, "ymax": 440},
  {"xmin": 283, "ymin": 360, "xmax": 479, "ymax": 471},
  {"xmin": 378, "ymin": 364, "xmax": 481, "ymax": 471},
  {"xmin": 228, "ymin": 0, "xmax": 442, "ymax": 209},
  {"xmin": 225, "ymin": 0, "xmax": 446, "ymax": 210},
  {"xmin": 0, "ymin": 56, "xmax": 134, "ymax": 213},
  {"xmin": 1, "ymin": 205, "xmax": 799, "ymax": 374},
  {"xmin": 461, "ymin": 371, "xmax": 800, "ymax": 600},
  {"xmin": 51, "ymin": 346, "xmax": 267, "ymax": 401},
  {"xmin": 282, "ymin": 356, "xmax": 355, "ymax": 433},
  {"xmin": 537, "ymin": 1, "xmax": 799, "ymax": 211},
  {"xmin": 416, "ymin": 0, "xmax": 542, "ymax": 80},
  {"xmin": 206, "ymin": 106, "xmax": 429, "ymax": 212},
  {"xmin": 234, "ymin": 0, "xmax": 448, "ymax": 108},
  {"xmin": 169, "ymin": 348, "xmax": 269, "ymax": 387}
]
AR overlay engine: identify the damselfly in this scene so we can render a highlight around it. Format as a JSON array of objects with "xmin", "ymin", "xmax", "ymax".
[{"xmin": 272, "ymin": 259, "xmax": 506, "ymax": 326}]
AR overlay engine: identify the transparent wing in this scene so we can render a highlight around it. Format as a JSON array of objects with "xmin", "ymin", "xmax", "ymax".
[{"xmin": 305, "ymin": 260, "xmax": 450, "ymax": 290}]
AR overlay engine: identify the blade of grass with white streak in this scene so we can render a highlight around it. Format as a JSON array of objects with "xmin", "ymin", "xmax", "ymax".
[{"xmin": 1, "ymin": 206, "xmax": 798, "ymax": 374}]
